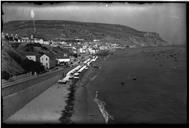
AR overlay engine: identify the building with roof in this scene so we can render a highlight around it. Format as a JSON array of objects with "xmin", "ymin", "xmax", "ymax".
[
  {"xmin": 26, "ymin": 55, "xmax": 37, "ymax": 62},
  {"xmin": 40, "ymin": 54, "xmax": 56, "ymax": 69},
  {"xmin": 21, "ymin": 37, "xmax": 30, "ymax": 43},
  {"xmin": 26, "ymin": 53, "xmax": 42, "ymax": 61}
]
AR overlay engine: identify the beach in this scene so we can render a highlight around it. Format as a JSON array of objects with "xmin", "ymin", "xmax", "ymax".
[
  {"xmin": 71, "ymin": 46, "xmax": 187, "ymax": 124},
  {"xmin": 70, "ymin": 56, "xmax": 107, "ymax": 123},
  {"xmin": 5, "ymin": 46, "xmax": 186, "ymax": 124}
]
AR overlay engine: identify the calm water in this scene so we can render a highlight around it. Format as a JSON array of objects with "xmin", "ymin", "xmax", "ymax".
[{"xmin": 88, "ymin": 47, "xmax": 186, "ymax": 124}]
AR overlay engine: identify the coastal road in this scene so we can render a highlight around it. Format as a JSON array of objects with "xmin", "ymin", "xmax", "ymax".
[
  {"xmin": 2, "ymin": 67, "xmax": 72, "ymax": 121},
  {"xmin": 5, "ymin": 83, "xmax": 69, "ymax": 123},
  {"xmin": 3, "ymin": 59, "xmax": 91, "ymax": 123},
  {"xmin": 2, "ymin": 67, "xmax": 68, "ymax": 97}
]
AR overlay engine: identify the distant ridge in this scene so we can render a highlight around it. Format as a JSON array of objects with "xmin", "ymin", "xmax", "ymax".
[{"xmin": 3, "ymin": 20, "xmax": 167, "ymax": 46}]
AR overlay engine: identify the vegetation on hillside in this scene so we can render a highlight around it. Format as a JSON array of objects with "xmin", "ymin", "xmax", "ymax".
[
  {"xmin": 1, "ymin": 39, "xmax": 75, "ymax": 80},
  {"xmin": 2, "ymin": 41, "xmax": 25, "ymax": 75},
  {"xmin": 3, "ymin": 20, "xmax": 167, "ymax": 46},
  {"xmin": 1, "ymin": 41, "xmax": 46, "ymax": 80},
  {"xmin": 7, "ymin": 50, "xmax": 45, "ymax": 73}
]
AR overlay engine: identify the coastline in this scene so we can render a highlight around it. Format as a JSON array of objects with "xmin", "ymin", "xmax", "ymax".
[
  {"xmin": 71, "ymin": 55, "xmax": 111, "ymax": 124},
  {"xmin": 4, "ymin": 46, "xmax": 186, "ymax": 124},
  {"xmin": 58, "ymin": 53, "xmax": 112, "ymax": 124},
  {"xmin": 63, "ymin": 46, "xmax": 186, "ymax": 124}
]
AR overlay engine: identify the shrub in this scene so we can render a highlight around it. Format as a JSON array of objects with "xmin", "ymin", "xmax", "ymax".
[
  {"xmin": 22, "ymin": 59, "xmax": 45, "ymax": 74},
  {"xmin": 25, "ymin": 45, "xmax": 34, "ymax": 52},
  {"xmin": 7, "ymin": 50, "xmax": 45, "ymax": 74},
  {"xmin": 2, "ymin": 71, "xmax": 10, "ymax": 80},
  {"xmin": 25, "ymin": 43, "xmax": 48, "ymax": 51}
]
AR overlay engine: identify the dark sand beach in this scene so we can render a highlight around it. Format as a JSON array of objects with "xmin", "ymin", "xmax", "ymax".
[
  {"xmin": 70, "ymin": 56, "xmax": 107, "ymax": 123},
  {"xmin": 71, "ymin": 46, "xmax": 187, "ymax": 124}
]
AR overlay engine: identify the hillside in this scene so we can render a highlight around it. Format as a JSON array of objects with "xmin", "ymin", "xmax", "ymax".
[
  {"xmin": 1, "ymin": 40, "xmax": 74, "ymax": 79},
  {"xmin": 3, "ymin": 20, "xmax": 167, "ymax": 46},
  {"xmin": 2, "ymin": 41, "xmax": 25, "ymax": 76},
  {"xmin": 17, "ymin": 43, "xmax": 73, "ymax": 58}
]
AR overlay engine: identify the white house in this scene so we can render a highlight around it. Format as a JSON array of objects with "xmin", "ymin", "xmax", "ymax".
[
  {"xmin": 26, "ymin": 55, "xmax": 36, "ymax": 62},
  {"xmin": 40, "ymin": 54, "xmax": 56, "ymax": 69},
  {"xmin": 88, "ymin": 48, "xmax": 96, "ymax": 54},
  {"xmin": 33, "ymin": 38, "xmax": 44, "ymax": 44},
  {"xmin": 40, "ymin": 54, "xmax": 50, "ymax": 69},
  {"xmin": 99, "ymin": 46, "xmax": 108, "ymax": 50},
  {"xmin": 93, "ymin": 39, "xmax": 99, "ymax": 42},
  {"xmin": 79, "ymin": 48, "xmax": 85, "ymax": 53},
  {"xmin": 43, "ymin": 40, "xmax": 50, "ymax": 45},
  {"xmin": 60, "ymin": 41, "xmax": 67, "ymax": 45},
  {"xmin": 21, "ymin": 37, "xmax": 30, "ymax": 43}
]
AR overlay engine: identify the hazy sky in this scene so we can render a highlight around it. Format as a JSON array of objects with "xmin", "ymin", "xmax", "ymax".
[{"xmin": 2, "ymin": 3, "xmax": 186, "ymax": 45}]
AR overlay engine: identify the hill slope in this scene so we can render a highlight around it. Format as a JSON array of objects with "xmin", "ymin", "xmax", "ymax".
[
  {"xmin": 1, "ymin": 40, "xmax": 73, "ymax": 79},
  {"xmin": 2, "ymin": 41, "xmax": 25, "ymax": 76},
  {"xmin": 3, "ymin": 20, "xmax": 167, "ymax": 46}
]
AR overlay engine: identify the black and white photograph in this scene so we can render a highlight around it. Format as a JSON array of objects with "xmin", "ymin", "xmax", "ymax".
[{"xmin": 1, "ymin": 1, "xmax": 187, "ymax": 125}]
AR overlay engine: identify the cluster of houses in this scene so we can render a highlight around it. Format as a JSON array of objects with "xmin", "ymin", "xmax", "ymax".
[
  {"xmin": 26, "ymin": 53, "xmax": 57, "ymax": 69},
  {"xmin": 2, "ymin": 32, "xmax": 122, "ymax": 52},
  {"xmin": 2, "ymin": 32, "xmax": 124, "ymax": 70},
  {"xmin": 2, "ymin": 32, "xmax": 120, "ymax": 50},
  {"xmin": 2, "ymin": 32, "xmax": 137, "ymax": 52},
  {"xmin": 2, "ymin": 32, "xmax": 65, "ymax": 46},
  {"xmin": 26, "ymin": 52, "xmax": 75, "ymax": 69},
  {"xmin": 74, "ymin": 40, "xmax": 120, "ymax": 54}
]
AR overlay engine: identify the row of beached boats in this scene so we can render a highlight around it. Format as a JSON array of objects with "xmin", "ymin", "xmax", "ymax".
[{"xmin": 57, "ymin": 56, "xmax": 98, "ymax": 84}]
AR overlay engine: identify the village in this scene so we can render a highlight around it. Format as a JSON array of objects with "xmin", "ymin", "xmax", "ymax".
[{"xmin": 1, "ymin": 32, "xmax": 122, "ymax": 76}]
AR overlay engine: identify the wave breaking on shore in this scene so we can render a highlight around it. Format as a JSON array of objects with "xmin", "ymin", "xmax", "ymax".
[{"xmin": 94, "ymin": 91, "xmax": 114, "ymax": 124}]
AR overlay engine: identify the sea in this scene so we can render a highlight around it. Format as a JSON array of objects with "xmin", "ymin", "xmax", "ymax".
[{"xmin": 87, "ymin": 47, "xmax": 187, "ymax": 124}]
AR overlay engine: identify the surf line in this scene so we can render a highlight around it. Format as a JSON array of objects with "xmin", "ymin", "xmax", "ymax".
[{"xmin": 94, "ymin": 91, "xmax": 114, "ymax": 123}]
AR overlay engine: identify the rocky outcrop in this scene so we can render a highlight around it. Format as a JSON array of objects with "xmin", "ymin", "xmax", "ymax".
[{"xmin": 127, "ymin": 32, "xmax": 167, "ymax": 47}]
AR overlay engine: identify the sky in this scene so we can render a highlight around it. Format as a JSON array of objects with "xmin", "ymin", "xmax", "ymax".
[{"xmin": 2, "ymin": 2, "xmax": 186, "ymax": 45}]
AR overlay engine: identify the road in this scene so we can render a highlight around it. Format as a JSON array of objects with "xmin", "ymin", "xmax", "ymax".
[
  {"xmin": 2, "ymin": 56, "xmax": 96, "ymax": 122},
  {"xmin": 2, "ymin": 67, "xmax": 72, "ymax": 121},
  {"xmin": 5, "ymin": 82, "xmax": 69, "ymax": 123},
  {"xmin": 2, "ymin": 67, "xmax": 68, "ymax": 97}
]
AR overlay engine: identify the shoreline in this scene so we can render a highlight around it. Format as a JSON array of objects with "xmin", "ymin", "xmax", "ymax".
[
  {"xmin": 58, "ymin": 53, "xmax": 112, "ymax": 124},
  {"xmin": 71, "ymin": 54, "xmax": 113, "ymax": 124},
  {"xmin": 61, "ymin": 46, "xmax": 186, "ymax": 124}
]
